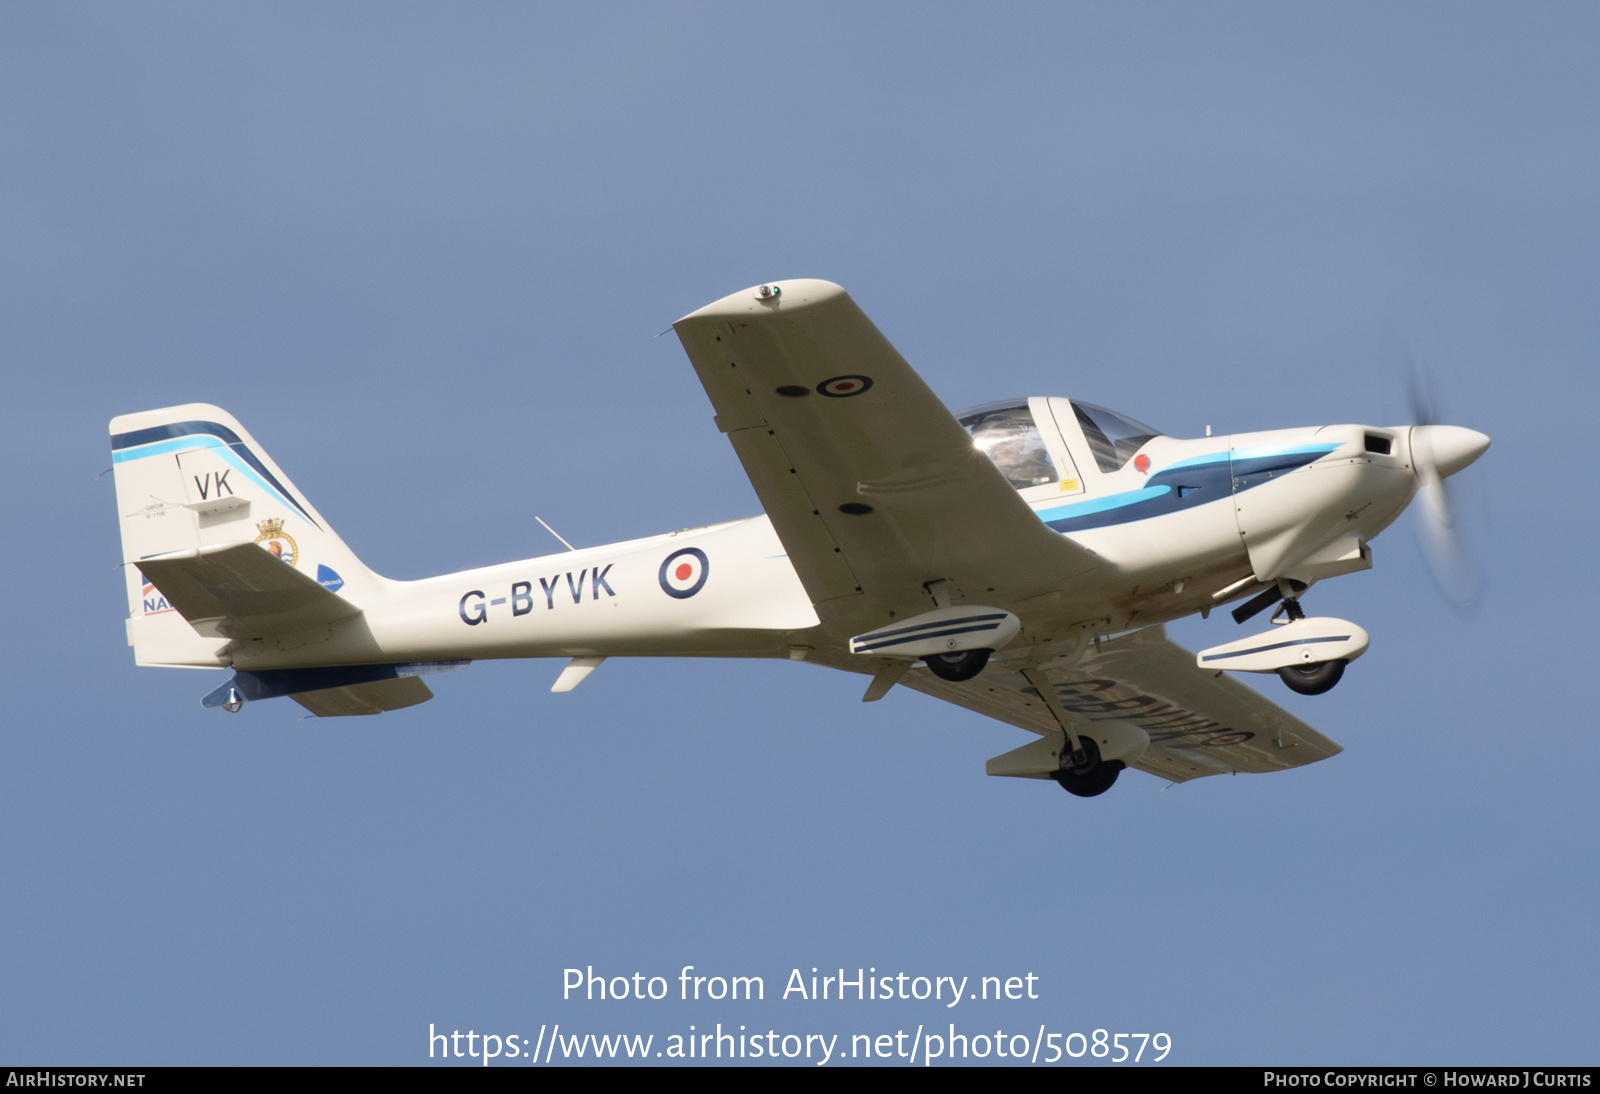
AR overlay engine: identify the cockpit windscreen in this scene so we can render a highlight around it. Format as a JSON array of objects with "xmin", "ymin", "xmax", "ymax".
[
  {"xmin": 956, "ymin": 401, "xmax": 1059, "ymax": 490},
  {"xmin": 1072, "ymin": 401, "xmax": 1163, "ymax": 473}
]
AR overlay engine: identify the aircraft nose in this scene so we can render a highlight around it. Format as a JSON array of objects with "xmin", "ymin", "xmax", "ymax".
[{"xmin": 1412, "ymin": 425, "xmax": 1491, "ymax": 479}]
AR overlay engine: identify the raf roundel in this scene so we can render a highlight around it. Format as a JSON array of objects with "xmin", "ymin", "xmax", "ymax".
[
  {"xmin": 817, "ymin": 374, "xmax": 873, "ymax": 398},
  {"xmin": 658, "ymin": 547, "xmax": 710, "ymax": 599}
]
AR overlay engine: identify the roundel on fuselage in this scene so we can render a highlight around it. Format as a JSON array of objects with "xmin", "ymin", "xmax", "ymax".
[{"xmin": 658, "ymin": 548, "xmax": 709, "ymax": 598}]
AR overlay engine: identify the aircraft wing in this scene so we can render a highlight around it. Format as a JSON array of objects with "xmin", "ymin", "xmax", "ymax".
[
  {"xmin": 899, "ymin": 625, "xmax": 1343, "ymax": 783},
  {"xmin": 673, "ymin": 280, "xmax": 1105, "ymax": 623},
  {"xmin": 137, "ymin": 541, "xmax": 361, "ymax": 639}
]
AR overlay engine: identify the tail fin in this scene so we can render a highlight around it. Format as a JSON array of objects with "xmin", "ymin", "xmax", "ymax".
[{"xmin": 110, "ymin": 403, "xmax": 381, "ymax": 666}]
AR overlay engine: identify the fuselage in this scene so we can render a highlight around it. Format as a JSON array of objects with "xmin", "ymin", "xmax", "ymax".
[{"xmin": 224, "ymin": 407, "xmax": 1427, "ymax": 674}]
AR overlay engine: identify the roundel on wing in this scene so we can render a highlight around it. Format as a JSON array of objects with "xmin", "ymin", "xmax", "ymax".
[
  {"xmin": 658, "ymin": 547, "xmax": 710, "ymax": 599},
  {"xmin": 1204, "ymin": 731, "xmax": 1254, "ymax": 747},
  {"xmin": 817, "ymin": 374, "xmax": 873, "ymax": 398}
]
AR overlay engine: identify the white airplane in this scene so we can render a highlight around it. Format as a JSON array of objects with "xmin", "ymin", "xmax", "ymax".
[{"xmin": 107, "ymin": 280, "xmax": 1489, "ymax": 798}]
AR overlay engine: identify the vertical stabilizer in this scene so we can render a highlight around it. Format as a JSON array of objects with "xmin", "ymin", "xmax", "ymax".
[{"xmin": 109, "ymin": 403, "xmax": 382, "ymax": 667}]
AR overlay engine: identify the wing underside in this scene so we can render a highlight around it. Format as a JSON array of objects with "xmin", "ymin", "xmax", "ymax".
[{"xmin": 899, "ymin": 626, "xmax": 1342, "ymax": 783}]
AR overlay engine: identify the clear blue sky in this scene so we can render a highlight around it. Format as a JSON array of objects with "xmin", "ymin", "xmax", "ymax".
[{"xmin": 1, "ymin": 2, "xmax": 1595, "ymax": 1065}]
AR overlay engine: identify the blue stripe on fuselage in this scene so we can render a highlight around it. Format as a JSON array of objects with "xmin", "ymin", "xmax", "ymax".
[{"xmin": 1036, "ymin": 443, "xmax": 1339, "ymax": 534}]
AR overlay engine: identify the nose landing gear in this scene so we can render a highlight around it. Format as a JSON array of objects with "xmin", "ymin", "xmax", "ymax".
[
  {"xmin": 1204, "ymin": 583, "xmax": 1368, "ymax": 695},
  {"xmin": 1268, "ymin": 596, "xmax": 1348, "ymax": 694}
]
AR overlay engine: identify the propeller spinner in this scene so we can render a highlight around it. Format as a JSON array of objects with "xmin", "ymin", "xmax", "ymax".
[{"xmin": 1406, "ymin": 379, "xmax": 1490, "ymax": 606}]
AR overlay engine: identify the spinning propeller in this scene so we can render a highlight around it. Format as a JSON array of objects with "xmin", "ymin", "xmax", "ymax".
[{"xmin": 1406, "ymin": 375, "xmax": 1490, "ymax": 609}]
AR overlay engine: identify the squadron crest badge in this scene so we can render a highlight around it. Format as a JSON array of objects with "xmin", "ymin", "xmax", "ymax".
[{"xmin": 256, "ymin": 518, "xmax": 299, "ymax": 567}]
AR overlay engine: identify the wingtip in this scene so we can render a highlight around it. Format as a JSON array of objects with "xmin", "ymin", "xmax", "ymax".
[{"xmin": 674, "ymin": 278, "xmax": 849, "ymax": 327}]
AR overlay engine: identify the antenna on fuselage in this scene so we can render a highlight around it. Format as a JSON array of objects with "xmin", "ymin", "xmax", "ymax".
[{"xmin": 535, "ymin": 516, "xmax": 578, "ymax": 552}]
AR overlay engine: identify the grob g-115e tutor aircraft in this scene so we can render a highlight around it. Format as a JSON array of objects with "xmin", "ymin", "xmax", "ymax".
[{"xmin": 108, "ymin": 280, "xmax": 1489, "ymax": 798}]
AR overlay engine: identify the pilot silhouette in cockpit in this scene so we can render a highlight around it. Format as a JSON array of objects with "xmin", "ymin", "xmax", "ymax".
[{"xmin": 972, "ymin": 414, "xmax": 1056, "ymax": 489}]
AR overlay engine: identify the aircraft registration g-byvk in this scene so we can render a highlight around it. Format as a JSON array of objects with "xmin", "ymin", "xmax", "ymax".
[{"xmin": 108, "ymin": 279, "xmax": 1489, "ymax": 798}]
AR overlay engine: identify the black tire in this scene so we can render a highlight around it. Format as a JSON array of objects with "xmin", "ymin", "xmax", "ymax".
[
  {"xmin": 1277, "ymin": 658, "xmax": 1347, "ymax": 696},
  {"xmin": 1052, "ymin": 735, "xmax": 1125, "ymax": 798},
  {"xmin": 924, "ymin": 648, "xmax": 992, "ymax": 682}
]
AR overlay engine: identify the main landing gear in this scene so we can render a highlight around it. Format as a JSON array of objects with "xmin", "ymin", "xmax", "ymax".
[
  {"xmin": 924, "ymin": 648, "xmax": 992, "ymax": 682},
  {"xmin": 1052, "ymin": 736, "xmax": 1125, "ymax": 798},
  {"xmin": 1277, "ymin": 659, "xmax": 1346, "ymax": 696}
]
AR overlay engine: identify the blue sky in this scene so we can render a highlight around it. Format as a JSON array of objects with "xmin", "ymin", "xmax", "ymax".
[{"xmin": 1, "ymin": 2, "xmax": 1596, "ymax": 1065}]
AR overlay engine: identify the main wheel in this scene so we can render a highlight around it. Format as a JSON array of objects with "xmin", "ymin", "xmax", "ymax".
[
  {"xmin": 924, "ymin": 648, "xmax": 991, "ymax": 682},
  {"xmin": 1277, "ymin": 658, "xmax": 1346, "ymax": 696},
  {"xmin": 1052, "ymin": 735, "xmax": 1125, "ymax": 798}
]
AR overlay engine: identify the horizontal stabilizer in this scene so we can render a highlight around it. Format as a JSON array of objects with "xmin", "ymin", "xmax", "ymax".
[
  {"xmin": 202, "ymin": 660, "xmax": 468, "ymax": 705},
  {"xmin": 201, "ymin": 660, "xmax": 469, "ymax": 716},
  {"xmin": 139, "ymin": 542, "xmax": 361, "ymax": 639},
  {"xmin": 292, "ymin": 676, "xmax": 434, "ymax": 717}
]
